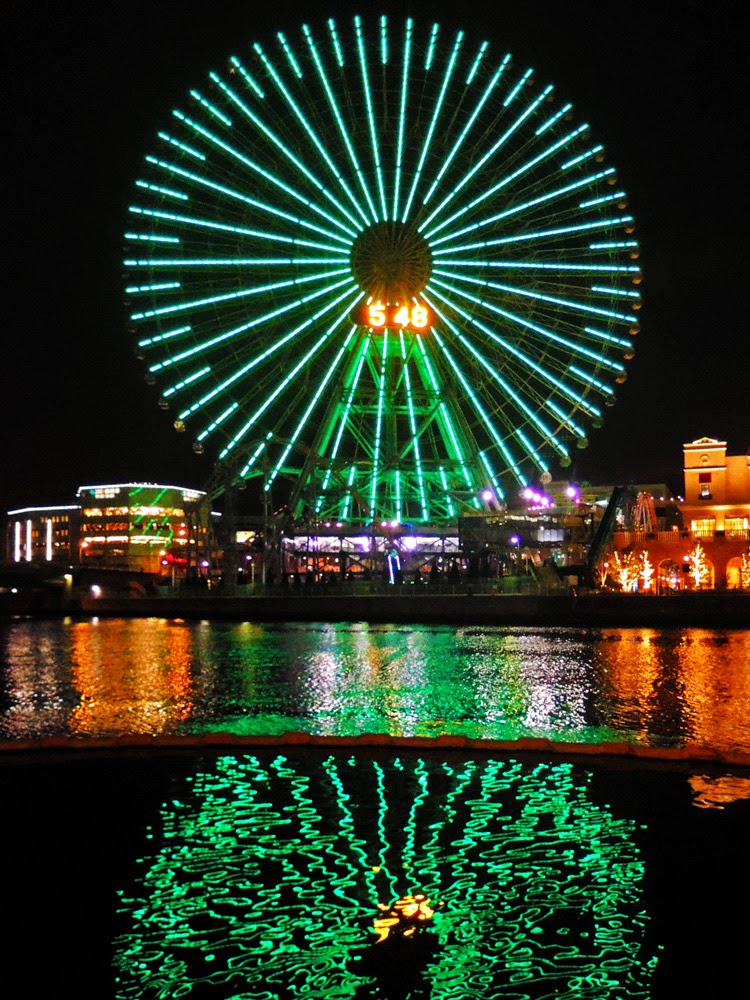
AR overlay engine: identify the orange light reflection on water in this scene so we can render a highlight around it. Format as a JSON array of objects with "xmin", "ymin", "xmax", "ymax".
[
  {"xmin": 596, "ymin": 629, "xmax": 750, "ymax": 750},
  {"xmin": 68, "ymin": 618, "xmax": 197, "ymax": 735}
]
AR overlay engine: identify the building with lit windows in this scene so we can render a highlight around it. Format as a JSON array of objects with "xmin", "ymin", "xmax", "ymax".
[
  {"xmin": 77, "ymin": 483, "xmax": 211, "ymax": 576},
  {"xmin": 4, "ymin": 484, "xmax": 213, "ymax": 579},
  {"xmin": 5, "ymin": 504, "xmax": 80, "ymax": 564},
  {"xmin": 604, "ymin": 438, "xmax": 750, "ymax": 591}
]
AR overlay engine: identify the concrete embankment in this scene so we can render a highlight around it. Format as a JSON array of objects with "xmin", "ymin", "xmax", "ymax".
[{"xmin": 61, "ymin": 589, "xmax": 750, "ymax": 627}]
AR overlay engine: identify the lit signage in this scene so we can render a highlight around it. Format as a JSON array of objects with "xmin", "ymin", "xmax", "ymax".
[{"xmin": 351, "ymin": 301, "xmax": 434, "ymax": 332}]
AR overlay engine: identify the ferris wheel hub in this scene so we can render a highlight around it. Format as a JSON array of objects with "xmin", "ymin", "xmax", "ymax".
[{"xmin": 350, "ymin": 222, "xmax": 432, "ymax": 302}]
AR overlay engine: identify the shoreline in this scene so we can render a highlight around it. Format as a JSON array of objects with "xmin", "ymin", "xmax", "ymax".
[
  {"xmin": 3, "ymin": 731, "xmax": 750, "ymax": 769},
  {"xmin": 5, "ymin": 589, "xmax": 748, "ymax": 628}
]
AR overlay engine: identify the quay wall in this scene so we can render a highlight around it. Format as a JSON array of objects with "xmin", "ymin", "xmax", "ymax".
[{"xmin": 56, "ymin": 590, "xmax": 750, "ymax": 627}]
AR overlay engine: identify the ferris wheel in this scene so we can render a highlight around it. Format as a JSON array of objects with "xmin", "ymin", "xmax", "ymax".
[{"xmin": 125, "ymin": 15, "xmax": 641, "ymax": 525}]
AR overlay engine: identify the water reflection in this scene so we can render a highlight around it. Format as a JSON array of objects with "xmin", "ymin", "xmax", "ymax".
[
  {"xmin": 1, "ymin": 619, "xmax": 749, "ymax": 754},
  {"xmin": 113, "ymin": 752, "xmax": 658, "ymax": 999}
]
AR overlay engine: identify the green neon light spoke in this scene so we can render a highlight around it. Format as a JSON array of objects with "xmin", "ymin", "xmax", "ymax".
[
  {"xmin": 266, "ymin": 327, "xmax": 357, "ymax": 488},
  {"xmin": 146, "ymin": 153, "xmax": 352, "ymax": 246},
  {"xmin": 172, "ymin": 107, "xmax": 360, "ymax": 237},
  {"xmin": 426, "ymin": 284, "xmax": 603, "ymax": 419},
  {"xmin": 134, "ymin": 267, "xmax": 350, "ymax": 324},
  {"xmin": 401, "ymin": 29, "xmax": 464, "ymax": 222},
  {"xmin": 422, "ymin": 53, "xmax": 510, "ymax": 206},
  {"xmin": 434, "ymin": 266, "xmax": 637, "ymax": 326},
  {"xmin": 430, "ymin": 325, "xmax": 527, "ymax": 487},
  {"xmin": 303, "ymin": 25, "xmax": 378, "ymax": 224},
  {"xmin": 128, "ymin": 205, "xmax": 347, "ymax": 256},
  {"xmin": 369, "ymin": 331, "xmax": 389, "ymax": 516},
  {"xmin": 391, "ymin": 18, "xmax": 413, "ymax": 221},
  {"xmin": 354, "ymin": 16, "xmax": 388, "ymax": 220},
  {"xmin": 419, "ymin": 83, "xmax": 554, "ymax": 234},
  {"xmin": 399, "ymin": 332, "xmax": 428, "ymax": 519},
  {"xmin": 430, "ymin": 162, "xmax": 612, "ymax": 246},
  {"xmin": 428, "ymin": 301, "xmax": 573, "ymax": 460},
  {"xmin": 253, "ymin": 42, "xmax": 370, "ymax": 226},
  {"xmin": 220, "ymin": 297, "xmax": 355, "ymax": 460}
]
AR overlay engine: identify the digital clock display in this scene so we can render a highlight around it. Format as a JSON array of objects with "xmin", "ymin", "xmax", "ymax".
[{"xmin": 351, "ymin": 301, "xmax": 435, "ymax": 332}]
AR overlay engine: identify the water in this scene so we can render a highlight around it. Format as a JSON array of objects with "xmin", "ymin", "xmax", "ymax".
[
  {"xmin": 2, "ymin": 617, "xmax": 750, "ymax": 753},
  {"xmin": 2, "ymin": 617, "xmax": 749, "ymax": 999}
]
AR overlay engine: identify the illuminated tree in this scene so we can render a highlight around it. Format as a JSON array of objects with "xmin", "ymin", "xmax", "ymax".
[
  {"xmin": 688, "ymin": 542, "xmax": 710, "ymax": 589},
  {"xmin": 611, "ymin": 550, "xmax": 638, "ymax": 592},
  {"xmin": 740, "ymin": 550, "xmax": 750, "ymax": 590},
  {"xmin": 639, "ymin": 550, "xmax": 654, "ymax": 593},
  {"xmin": 125, "ymin": 14, "xmax": 640, "ymax": 525}
]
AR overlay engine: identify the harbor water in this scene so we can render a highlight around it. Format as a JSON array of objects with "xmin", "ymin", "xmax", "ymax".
[{"xmin": 2, "ymin": 616, "xmax": 749, "ymax": 998}]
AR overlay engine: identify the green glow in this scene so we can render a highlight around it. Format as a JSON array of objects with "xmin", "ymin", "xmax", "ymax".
[
  {"xmin": 354, "ymin": 15, "xmax": 387, "ymax": 220},
  {"xmin": 423, "ymin": 122, "xmax": 588, "ymax": 238},
  {"xmin": 430, "ymin": 322, "xmax": 527, "ymax": 487},
  {"xmin": 172, "ymin": 107, "xmax": 360, "ymax": 236},
  {"xmin": 503, "ymin": 66, "xmax": 534, "ymax": 108},
  {"xmin": 128, "ymin": 15, "xmax": 640, "ymax": 517},
  {"xmin": 422, "ymin": 54, "xmax": 510, "ymax": 205},
  {"xmin": 135, "ymin": 179, "xmax": 187, "ymax": 201},
  {"xmin": 535, "ymin": 101, "xmax": 573, "ymax": 135},
  {"xmin": 189, "ymin": 88, "xmax": 231, "ymax": 126},
  {"xmin": 161, "ymin": 366, "xmax": 211, "ymax": 398},
  {"xmin": 426, "ymin": 285, "xmax": 602, "ymax": 420},
  {"xmin": 156, "ymin": 131, "xmax": 205, "ymax": 159},
  {"xmin": 228, "ymin": 55, "xmax": 264, "ymax": 98},
  {"xmin": 113, "ymin": 753, "xmax": 656, "ymax": 998},
  {"xmin": 427, "ymin": 298, "xmax": 573, "ymax": 460},
  {"xmin": 369, "ymin": 331, "xmax": 389, "ymax": 516},
  {"xmin": 254, "ymin": 40, "xmax": 370, "ymax": 226},
  {"xmin": 136, "ymin": 324, "xmax": 191, "ymax": 349},
  {"xmin": 392, "ymin": 18, "xmax": 413, "ymax": 221},
  {"xmin": 219, "ymin": 286, "xmax": 360, "ymax": 457},
  {"xmin": 125, "ymin": 281, "xmax": 180, "ymax": 294},
  {"xmin": 561, "ymin": 144, "xmax": 604, "ymax": 171},
  {"xmin": 416, "ymin": 336, "xmax": 475, "ymax": 492},
  {"xmin": 431, "ymin": 269, "xmax": 629, "ymax": 366},
  {"xmin": 402, "ymin": 29, "xmax": 464, "ymax": 222},
  {"xmin": 400, "ymin": 331, "xmax": 428, "ymax": 519},
  {"xmin": 146, "ymin": 149, "xmax": 352, "ymax": 245},
  {"xmin": 303, "ymin": 25, "xmax": 379, "ymax": 224},
  {"xmin": 196, "ymin": 400, "xmax": 239, "ymax": 442},
  {"xmin": 465, "ymin": 40, "xmax": 488, "ymax": 84},
  {"xmin": 277, "ymin": 32, "xmax": 303, "ymax": 78},
  {"xmin": 327, "ymin": 18, "xmax": 344, "ymax": 66},
  {"xmin": 266, "ymin": 327, "xmax": 356, "ymax": 488},
  {"xmin": 425, "ymin": 23, "xmax": 439, "ymax": 69},
  {"xmin": 133, "ymin": 266, "xmax": 350, "ymax": 324},
  {"xmin": 433, "ymin": 216, "xmax": 634, "ymax": 255},
  {"xmin": 419, "ymin": 83, "xmax": 554, "ymax": 234}
]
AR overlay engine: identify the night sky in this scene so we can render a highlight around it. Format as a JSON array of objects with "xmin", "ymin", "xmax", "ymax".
[{"xmin": 2, "ymin": 0, "xmax": 745, "ymax": 515}]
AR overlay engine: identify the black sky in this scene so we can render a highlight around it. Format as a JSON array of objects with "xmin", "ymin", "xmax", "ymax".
[{"xmin": 2, "ymin": 0, "xmax": 746, "ymax": 514}]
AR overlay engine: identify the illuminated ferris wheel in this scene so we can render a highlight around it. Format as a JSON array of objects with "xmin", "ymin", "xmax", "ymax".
[{"xmin": 125, "ymin": 15, "xmax": 641, "ymax": 525}]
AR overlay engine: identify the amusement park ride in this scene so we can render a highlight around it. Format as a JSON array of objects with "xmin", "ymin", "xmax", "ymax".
[{"xmin": 125, "ymin": 14, "xmax": 641, "ymax": 579}]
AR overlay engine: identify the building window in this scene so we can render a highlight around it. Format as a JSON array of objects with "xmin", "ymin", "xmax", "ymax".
[
  {"xmin": 725, "ymin": 517, "xmax": 749, "ymax": 537},
  {"xmin": 691, "ymin": 518, "xmax": 715, "ymax": 538},
  {"xmin": 698, "ymin": 472, "xmax": 712, "ymax": 499}
]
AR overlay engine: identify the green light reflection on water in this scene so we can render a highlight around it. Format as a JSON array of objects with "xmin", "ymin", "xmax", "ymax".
[{"xmin": 113, "ymin": 752, "xmax": 658, "ymax": 999}]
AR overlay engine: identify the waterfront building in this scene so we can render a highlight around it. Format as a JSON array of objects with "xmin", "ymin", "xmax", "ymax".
[
  {"xmin": 4, "ymin": 484, "xmax": 214, "ymax": 580},
  {"xmin": 3, "ymin": 438, "xmax": 748, "ymax": 592},
  {"xmin": 4, "ymin": 504, "xmax": 80, "ymax": 564},
  {"xmin": 604, "ymin": 438, "xmax": 750, "ymax": 591}
]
